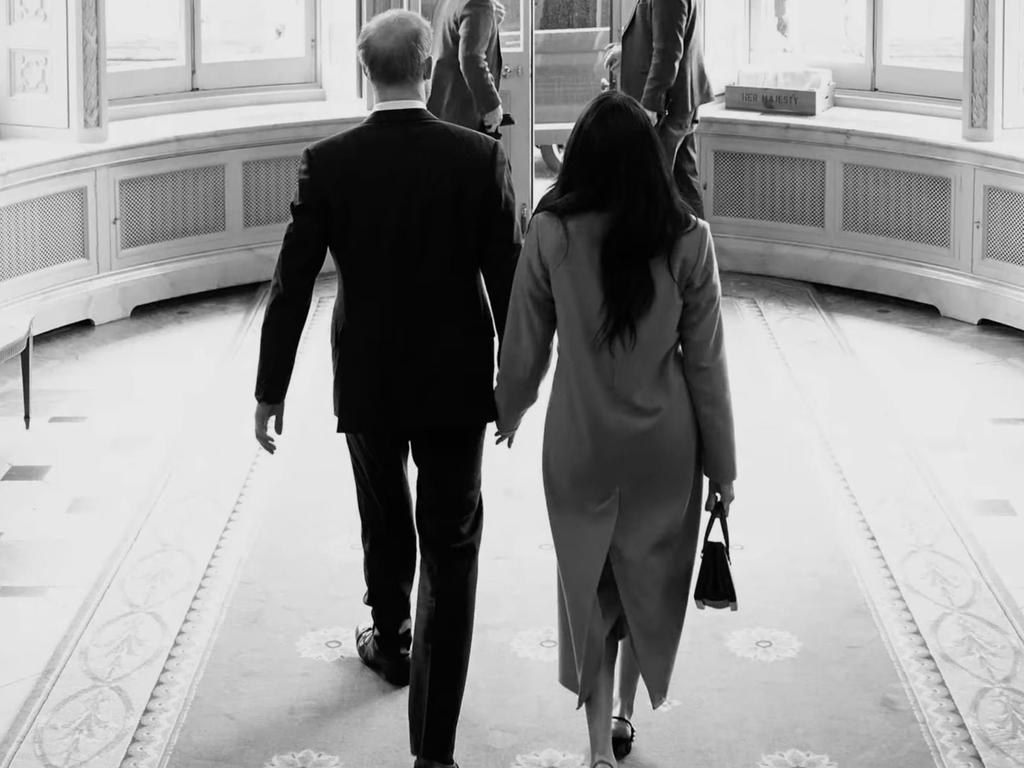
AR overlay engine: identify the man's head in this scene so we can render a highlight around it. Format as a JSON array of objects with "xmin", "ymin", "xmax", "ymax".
[{"xmin": 357, "ymin": 9, "xmax": 433, "ymax": 94}]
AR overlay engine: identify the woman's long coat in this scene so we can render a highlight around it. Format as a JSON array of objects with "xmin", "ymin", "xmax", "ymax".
[{"xmin": 495, "ymin": 211, "xmax": 736, "ymax": 707}]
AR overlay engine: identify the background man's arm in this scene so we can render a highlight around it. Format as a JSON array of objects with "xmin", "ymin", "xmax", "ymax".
[
  {"xmin": 640, "ymin": 0, "xmax": 687, "ymax": 115},
  {"xmin": 254, "ymin": 147, "xmax": 330, "ymax": 406},
  {"xmin": 459, "ymin": 0, "xmax": 502, "ymax": 120}
]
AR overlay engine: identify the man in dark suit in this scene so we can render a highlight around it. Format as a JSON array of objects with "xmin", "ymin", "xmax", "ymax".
[
  {"xmin": 253, "ymin": 10, "xmax": 519, "ymax": 768},
  {"xmin": 427, "ymin": 0, "xmax": 505, "ymax": 132},
  {"xmin": 615, "ymin": 0, "xmax": 714, "ymax": 217}
]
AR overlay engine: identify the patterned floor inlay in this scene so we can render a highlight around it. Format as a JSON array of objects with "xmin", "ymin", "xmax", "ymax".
[{"xmin": 7, "ymin": 274, "xmax": 1024, "ymax": 768}]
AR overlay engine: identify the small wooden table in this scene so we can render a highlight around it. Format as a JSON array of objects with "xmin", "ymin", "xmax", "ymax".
[{"xmin": 0, "ymin": 314, "xmax": 33, "ymax": 429}]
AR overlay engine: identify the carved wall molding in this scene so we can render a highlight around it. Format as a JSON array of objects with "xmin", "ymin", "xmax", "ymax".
[
  {"xmin": 11, "ymin": 0, "xmax": 48, "ymax": 24},
  {"xmin": 11, "ymin": 49, "xmax": 50, "ymax": 95},
  {"xmin": 81, "ymin": 0, "xmax": 101, "ymax": 128},
  {"xmin": 969, "ymin": 0, "xmax": 990, "ymax": 130}
]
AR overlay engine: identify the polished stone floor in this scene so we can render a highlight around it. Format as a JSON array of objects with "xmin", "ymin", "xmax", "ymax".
[{"xmin": 1, "ymin": 261, "xmax": 1024, "ymax": 767}]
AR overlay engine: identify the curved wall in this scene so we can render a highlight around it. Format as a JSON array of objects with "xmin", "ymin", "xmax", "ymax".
[
  {"xmin": 0, "ymin": 112, "xmax": 362, "ymax": 335},
  {"xmin": 3, "ymin": 104, "xmax": 1024, "ymax": 335},
  {"xmin": 699, "ymin": 104, "xmax": 1024, "ymax": 330}
]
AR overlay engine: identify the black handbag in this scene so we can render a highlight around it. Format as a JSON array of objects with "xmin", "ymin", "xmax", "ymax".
[{"xmin": 694, "ymin": 501, "xmax": 737, "ymax": 611}]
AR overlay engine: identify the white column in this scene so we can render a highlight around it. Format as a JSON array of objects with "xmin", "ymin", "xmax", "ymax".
[
  {"xmin": 0, "ymin": 0, "xmax": 106, "ymax": 141},
  {"xmin": 963, "ymin": 0, "xmax": 1003, "ymax": 141}
]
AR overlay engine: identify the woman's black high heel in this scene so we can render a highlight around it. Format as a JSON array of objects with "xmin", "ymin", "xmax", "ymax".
[{"xmin": 611, "ymin": 716, "xmax": 636, "ymax": 760}]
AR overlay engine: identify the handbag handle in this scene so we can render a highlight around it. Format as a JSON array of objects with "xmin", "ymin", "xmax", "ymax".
[{"xmin": 702, "ymin": 500, "xmax": 731, "ymax": 563}]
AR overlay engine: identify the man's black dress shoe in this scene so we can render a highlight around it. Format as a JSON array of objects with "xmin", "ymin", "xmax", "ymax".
[
  {"xmin": 413, "ymin": 758, "xmax": 458, "ymax": 768},
  {"xmin": 355, "ymin": 624, "xmax": 410, "ymax": 687}
]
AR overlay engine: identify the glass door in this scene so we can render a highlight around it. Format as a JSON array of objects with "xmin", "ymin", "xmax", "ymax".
[
  {"xmin": 533, "ymin": 0, "xmax": 616, "ymax": 196},
  {"xmin": 420, "ymin": 0, "xmax": 535, "ymax": 228}
]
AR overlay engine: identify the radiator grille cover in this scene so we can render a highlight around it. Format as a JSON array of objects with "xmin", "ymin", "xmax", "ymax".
[
  {"xmin": 983, "ymin": 185, "xmax": 1024, "ymax": 269},
  {"xmin": 842, "ymin": 164, "xmax": 952, "ymax": 249},
  {"xmin": 0, "ymin": 188, "xmax": 89, "ymax": 283},
  {"xmin": 243, "ymin": 156, "xmax": 301, "ymax": 228},
  {"xmin": 119, "ymin": 166, "xmax": 226, "ymax": 250},
  {"xmin": 712, "ymin": 150, "xmax": 827, "ymax": 228}
]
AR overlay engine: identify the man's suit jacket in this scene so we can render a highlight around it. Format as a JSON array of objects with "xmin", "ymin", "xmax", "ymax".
[
  {"xmin": 427, "ymin": 0, "xmax": 503, "ymax": 130},
  {"xmin": 619, "ymin": 0, "xmax": 713, "ymax": 129},
  {"xmin": 254, "ymin": 108, "xmax": 520, "ymax": 433}
]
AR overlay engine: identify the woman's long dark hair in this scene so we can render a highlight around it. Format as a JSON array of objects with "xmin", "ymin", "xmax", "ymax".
[{"xmin": 535, "ymin": 90, "xmax": 695, "ymax": 351}]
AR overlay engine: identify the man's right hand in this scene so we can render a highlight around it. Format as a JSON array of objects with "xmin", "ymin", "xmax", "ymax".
[
  {"xmin": 603, "ymin": 42, "xmax": 621, "ymax": 73},
  {"xmin": 482, "ymin": 105, "xmax": 503, "ymax": 133},
  {"xmin": 255, "ymin": 401, "xmax": 284, "ymax": 454}
]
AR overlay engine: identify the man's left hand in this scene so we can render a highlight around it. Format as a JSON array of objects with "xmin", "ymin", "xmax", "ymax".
[{"xmin": 255, "ymin": 401, "xmax": 284, "ymax": 454}]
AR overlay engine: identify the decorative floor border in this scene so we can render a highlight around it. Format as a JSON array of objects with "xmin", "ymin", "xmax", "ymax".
[
  {"xmin": 727, "ymin": 274, "xmax": 1024, "ymax": 768},
  {"xmin": 4, "ymin": 280, "xmax": 331, "ymax": 768},
  {"xmin": 11, "ymin": 274, "xmax": 1024, "ymax": 768}
]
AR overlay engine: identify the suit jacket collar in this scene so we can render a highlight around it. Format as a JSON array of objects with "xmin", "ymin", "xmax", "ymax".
[{"xmin": 364, "ymin": 108, "xmax": 438, "ymax": 126}]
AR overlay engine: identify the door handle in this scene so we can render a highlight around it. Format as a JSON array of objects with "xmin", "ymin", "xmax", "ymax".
[{"xmin": 501, "ymin": 65, "xmax": 524, "ymax": 78}]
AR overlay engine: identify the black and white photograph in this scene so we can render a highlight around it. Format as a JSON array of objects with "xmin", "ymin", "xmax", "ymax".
[{"xmin": 1, "ymin": 1, "xmax": 1023, "ymax": 767}]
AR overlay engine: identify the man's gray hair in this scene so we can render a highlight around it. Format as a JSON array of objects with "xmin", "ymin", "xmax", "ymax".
[{"xmin": 357, "ymin": 9, "xmax": 433, "ymax": 87}]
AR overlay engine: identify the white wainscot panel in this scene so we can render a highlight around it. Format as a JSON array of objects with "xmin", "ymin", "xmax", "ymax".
[{"xmin": 0, "ymin": 172, "xmax": 98, "ymax": 307}]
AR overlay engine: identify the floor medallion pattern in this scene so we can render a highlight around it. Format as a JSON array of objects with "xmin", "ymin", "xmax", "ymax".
[
  {"xmin": 510, "ymin": 627, "xmax": 560, "ymax": 663},
  {"xmin": 725, "ymin": 627, "xmax": 803, "ymax": 662},
  {"xmin": 509, "ymin": 748, "xmax": 587, "ymax": 767},
  {"xmin": 264, "ymin": 749, "xmax": 344, "ymax": 768},
  {"xmin": 757, "ymin": 749, "xmax": 839, "ymax": 768},
  {"xmin": 295, "ymin": 627, "xmax": 357, "ymax": 663}
]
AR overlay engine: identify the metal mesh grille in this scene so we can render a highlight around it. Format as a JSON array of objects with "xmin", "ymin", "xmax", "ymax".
[
  {"xmin": 119, "ymin": 166, "xmax": 226, "ymax": 250},
  {"xmin": 243, "ymin": 156, "xmax": 301, "ymax": 228},
  {"xmin": 0, "ymin": 188, "xmax": 88, "ymax": 283},
  {"xmin": 842, "ymin": 164, "xmax": 952, "ymax": 248},
  {"xmin": 983, "ymin": 185, "xmax": 1024, "ymax": 268},
  {"xmin": 712, "ymin": 150, "xmax": 826, "ymax": 228}
]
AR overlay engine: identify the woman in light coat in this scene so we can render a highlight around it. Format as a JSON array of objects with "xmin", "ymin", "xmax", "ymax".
[{"xmin": 494, "ymin": 91, "xmax": 736, "ymax": 768}]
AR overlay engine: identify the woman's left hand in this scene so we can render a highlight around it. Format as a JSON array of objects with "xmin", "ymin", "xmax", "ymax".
[{"xmin": 495, "ymin": 428, "xmax": 516, "ymax": 448}]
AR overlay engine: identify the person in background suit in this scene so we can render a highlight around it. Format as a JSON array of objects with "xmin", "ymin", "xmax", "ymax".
[
  {"xmin": 608, "ymin": 0, "xmax": 714, "ymax": 217},
  {"xmin": 427, "ymin": 0, "xmax": 505, "ymax": 133},
  {"xmin": 252, "ymin": 10, "xmax": 519, "ymax": 768}
]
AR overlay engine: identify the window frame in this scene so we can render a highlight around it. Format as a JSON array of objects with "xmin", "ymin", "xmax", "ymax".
[
  {"xmin": 737, "ymin": 0, "xmax": 962, "ymax": 101},
  {"xmin": 872, "ymin": 0, "xmax": 963, "ymax": 99},
  {"xmin": 106, "ymin": 0, "xmax": 318, "ymax": 101}
]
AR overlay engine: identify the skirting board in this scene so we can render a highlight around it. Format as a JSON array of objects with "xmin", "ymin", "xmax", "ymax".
[
  {"xmin": 715, "ymin": 234, "xmax": 1024, "ymax": 330},
  {"xmin": 0, "ymin": 244, "xmax": 335, "ymax": 336}
]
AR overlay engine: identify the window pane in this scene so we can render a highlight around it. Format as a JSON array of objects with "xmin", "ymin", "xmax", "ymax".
[
  {"xmin": 882, "ymin": 0, "xmax": 963, "ymax": 71},
  {"xmin": 750, "ymin": 0, "xmax": 866, "ymax": 65},
  {"xmin": 106, "ymin": 0, "xmax": 184, "ymax": 72},
  {"xmin": 201, "ymin": 0, "xmax": 308, "ymax": 63},
  {"xmin": 498, "ymin": 0, "xmax": 524, "ymax": 53},
  {"xmin": 535, "ymin": 0, "xmax": 611, "ymax": 125},
  {"xmin": 704, "ymin": 0, "xmax": 747, "ymax": 88},
  {"xmin": 536, "ymin": 0, "xmax": 610, "ymax": 30}
]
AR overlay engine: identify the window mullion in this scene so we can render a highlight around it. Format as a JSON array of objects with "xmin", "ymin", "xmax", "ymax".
[{"xmin": 189, "ymin": 0, "xmax": 200, "ymax": 91}]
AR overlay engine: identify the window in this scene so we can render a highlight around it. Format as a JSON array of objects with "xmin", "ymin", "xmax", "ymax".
[
  {"xmin": 739, "ymin": 0, "xmax": 963, "ymax": 100},
  {"xmin": 106, "ymin": 0, "xmax": 317, "ymax": 100}
]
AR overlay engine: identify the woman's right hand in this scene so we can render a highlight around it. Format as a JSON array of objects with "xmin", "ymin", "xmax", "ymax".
[
  {"xmin": 705, "ymin": 480, "xmax": 735, "ymax": 517},
  {"xmin": 495, "ymin": 428, "xmax": 516, "ymax": 448}
]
